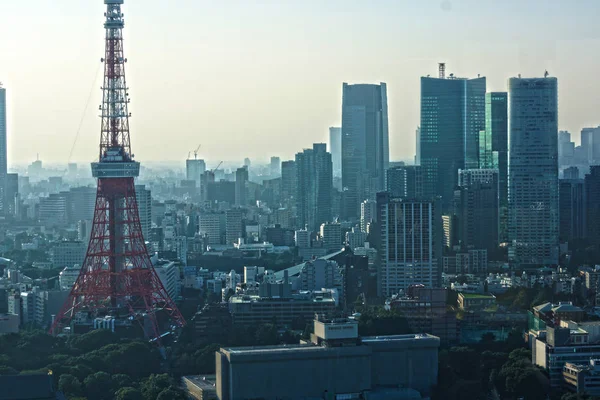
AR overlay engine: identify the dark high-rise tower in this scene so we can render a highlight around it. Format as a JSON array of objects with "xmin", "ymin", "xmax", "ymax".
[
  {"xmin": 0, "ymin": 85, "xmax": 6, "ymax": 215},
  {"xmin": 508, "ymin": 76, "xmax": 558, "ymax": 267},
  {"xmin": 296, "ymin": 143, "xmax": 333, "ymax": 231},
  {"xmin": 50, "ymin": 0, "xmax": 185, "ymax": 340},
  {"xmin": 480, "ymin": 92, "xmax": 508, "ymax": 241},
  {"xmin": 420, "ymin": 72, "xmax": 486, "ymax": 210},
  {"xmin": 341, "ymin": 83, "xmax": 389, "ymax": 219}
]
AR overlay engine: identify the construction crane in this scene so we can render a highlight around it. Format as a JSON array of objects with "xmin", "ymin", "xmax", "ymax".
[
  {"xmin": 187, "ymin": 152, "xmax": 191, "ymax": 160},
  {"xmin": 211, "ymin": 161, "xmax": 223, "ymax": 174},
  {"xmin": 193, "ymin": 144, "xmax": 201, "ymax": 159}
]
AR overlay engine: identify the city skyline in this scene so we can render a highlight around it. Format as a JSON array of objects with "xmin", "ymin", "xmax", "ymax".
[{"xmin": 2, "ymin": 0, "xmax": 600, "ymax": 165}]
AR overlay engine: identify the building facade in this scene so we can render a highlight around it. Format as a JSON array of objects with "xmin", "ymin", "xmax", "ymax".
[
  {"xmin": 0, "ymin": 87, "xmax": 6, "ymax": 215},
  {"xmin": 386, "ymin": 165, "xmax": 423, "ymax": 199},
  {"xmin": 341, "ymin": 82, "xmax": 389, "ymax": 218},
  {"xmin": 508, "ymin": 77, "xmax": 559, "ymax": 267},
  {"xmin": 559, "ymin": 179, "xmax": 586, "ymax": 242},
  {"xmin": 377, "ymin": 192, "xmax": 441, "ymax": 296},
  {"xmin": 329, "ymin": 126, "xmax": 342, "ymax": 178},
  {"xmin": 295, "ymin": 143, "xmax": 333, "ymax": 231},
  {"xmin": 420, "ymin": 74, "xmax": 486, "ymax": 211}
]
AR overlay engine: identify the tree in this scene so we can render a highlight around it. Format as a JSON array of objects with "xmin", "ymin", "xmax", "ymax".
[
  {"xmin": 84, "ymin": 371, "xmax": 113, "ymax": 400},
  {"xmin": 0, "ymin": 366, "xmax": 18, "ymax": 375},
  {"xmin": 59, "ymin": 374, "xmax": 83, "ymax": 398},
  {"xmin": 115, "ymin": 387, "xmax": 143, "ymax": 400},
  {"xmin": 480, "ymin": 332, "xmax": 496, "ymax": 344},
  {"xmin": 254, "ymin": 324, "xmax": 278, "ymax": 345},
  {"xmin": 111, "ymin": 373, "xmax": 133, "ymax": 391},
  {"xmin": 140, "ymin": 374, "xmax": 173, "ymax": 400},
  {"xmin": 156, "ymin": 387, "xmax": 187, "ymax": 400},
  {"xmin": 69, "ymin": 330, "xmax": 116, "ymax": 353}
]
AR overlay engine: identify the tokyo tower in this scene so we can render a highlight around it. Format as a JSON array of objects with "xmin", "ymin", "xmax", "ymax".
[{"xmin": 50, "ymin": 0, "xmax": 185, "ymax": 341}]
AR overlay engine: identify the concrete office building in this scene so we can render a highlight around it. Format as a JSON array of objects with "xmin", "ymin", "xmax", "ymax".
[
  {"xmin": 135, "ymin": 185, "xmax": 152, "ymax": 240},
  {"xmin": 320, "ymin": 222, "xmax": 341, "ymax": 251},
  {"xmin": 360, "ymin": 199, "xmax": 377, "ymax": 233},
  {"xmin": 215, "ymin": 316, "xmax": 439, "ymax": 400},
  {"xmin": 280, "ymin": 160, "xmax": 296, "ymax": 201},
  {"xmin": 225, "ymin": 208, "xmax": 243, "ymax": 246},
  {"xmin": 346, "ymin": 228, "xmax": 367, "ymax": 250},
  {"xmin": 187, "ymin": 159, "xmax": 206, "ymax": 188},
  {"xmin": 454, "ymin": 170, "xmax": 499, "ymax": 253},
  {"xmin": 49, "ymin": 240, "xmax": 86, "ymax": 268},
  {"xmin": 269, "ymin": 156, "xmax": 281, "ymax": 177},
  {"xmin": 341, "ymin": 82, "xmax": 389, "ymax": 218},
  {"xmin": 4, "ymin": 173, "xmax": 17, "ymax": 217},
  {"xmin": 0, "ymin": 86, "xmax": 6, "ymax": 215},
  {"xmin": 39, "ymin": 193, "xmax": 69, "ymax": 227},
  {"xmin": 297, "ymin": 258, "xmax": 344, "ymax": 302},
  {"xmin": 154, "ymin": 260, "xmax": 180, "ymax": 300},
  {"xmin": 329, "ymin": 126, "xmax": 342, "ymax": 178},
  {"xmin": 199, "ymin": 212, "xmax": 223, "ymax": 245},
  {"xmin": 415, "ymin": 126, "xmax": 421, "ymax": 165},
  {"xmin": 386, "ymin": 165, "xmax": 423, "ymax": 199},
  {"xmin": 296, "ymin": 143, "xmax": 333, "ymax": 231},
  {"xmin": 295, "ymin": 229, "xmax": 310, "ymax": 248},
  {"xmin": 67, "ymin": 186, "xmax": 96, "ymax": 225},
  {"xmin": 563, "ymin": 359, "xmax": 600, "ymax": 396},
  {"xmin": 508, "ymin": 76, "xmax": 559, "ymax": 267},
  {"xmin": 234, "ymin": 166, "xmax": 248, "ymax": 207},
  {"xmin": 377, "ymin": 192, "xmax": 441, "ymax": 296},
  {"xmin": 228, "ymin": 289, "xmax": 337, "ymax": 327},
  {"xmin": 59, "ymin": 266, "xmax": 81, "ymax": 290},
  {"xmin": 586, "ymin": 166, "xmax": 600, "ymax": 242},
  {"xmin": 559, "ymin": 179, "xmax": 586, "ymax": 242},
  {"xmin": 420, "ymin": 70, "xmax": 486, "ymax": 211}
]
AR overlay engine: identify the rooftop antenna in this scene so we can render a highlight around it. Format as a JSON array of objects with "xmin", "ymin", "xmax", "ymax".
[
  {"xmin": 544, "ymin": 70, "xmax": 549, "ymax": 78},
  {"xmin": 438, "ymin": 63, "xmax": 446, "ymax": 79}
]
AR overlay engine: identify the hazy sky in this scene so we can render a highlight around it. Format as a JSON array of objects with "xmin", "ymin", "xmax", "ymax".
[{"xmin": 2, "ymin": 0, "xmax": 600, "ymax": 167}]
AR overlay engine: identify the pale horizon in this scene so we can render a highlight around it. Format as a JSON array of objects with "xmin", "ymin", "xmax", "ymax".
[{"xmin": 2, "ymin": 0, "xmax": 600, "ymax": 166}]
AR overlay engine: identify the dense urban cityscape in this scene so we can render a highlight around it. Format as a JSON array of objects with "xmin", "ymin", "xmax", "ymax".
[{"xmin": 1, "ymin": 1, "xmax": 600, "ymax": 400}]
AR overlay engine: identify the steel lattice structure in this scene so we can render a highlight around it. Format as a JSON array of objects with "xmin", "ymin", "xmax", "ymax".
[{"xmin": 49, "ymin": 0, "xmax": 185, "ymax": 341}]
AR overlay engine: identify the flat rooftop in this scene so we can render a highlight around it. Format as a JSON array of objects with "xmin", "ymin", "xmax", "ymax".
[
  {"xmin": 459, "ymin": 293, "xmax": 495, "ymax": 299},
  {"xmin": 362, "ymin": 333, "xmax": 439, "ymax": 342},
  {"xmin": 221, "ymin": 344, "xmax": 317, "ymax": 355}
]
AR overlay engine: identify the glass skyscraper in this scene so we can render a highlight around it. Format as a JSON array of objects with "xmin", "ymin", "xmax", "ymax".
[
  {"xmin": 481, "ymin": 92, "xmax": 508, "ymax": 240},
  {"xmin": 420, "ymin": 75, "xmax": 486, "ymax": 211},
  {"xmin": 341, "ymin": 82, "xmax": 389, "ymax": 219},
  {"xmin": 508, "ymin": 77, "xmax": 559, "ymax": 267},
  {"xmin": 0, "ymin": 86, "xmax": 6, "ymax": 214}
]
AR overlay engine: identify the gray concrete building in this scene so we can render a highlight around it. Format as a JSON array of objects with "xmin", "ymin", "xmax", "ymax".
[{"xmin": 215, "ymin": 316, "xmax": 439, "ymax": 400}]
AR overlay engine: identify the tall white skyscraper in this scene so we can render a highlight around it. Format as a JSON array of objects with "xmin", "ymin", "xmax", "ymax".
[
  {"xmin": 508, "ymin": 76, "xmax": 559, "ymax": 267},
  {"xmin": 0, "ymin": 86, "xmax": 7, "ymax": 214}
]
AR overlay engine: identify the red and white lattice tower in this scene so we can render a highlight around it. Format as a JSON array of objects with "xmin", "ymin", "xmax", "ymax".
[{"xmin": 50, "ymin": 0, "xmax": 185, "ymax": 341}]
